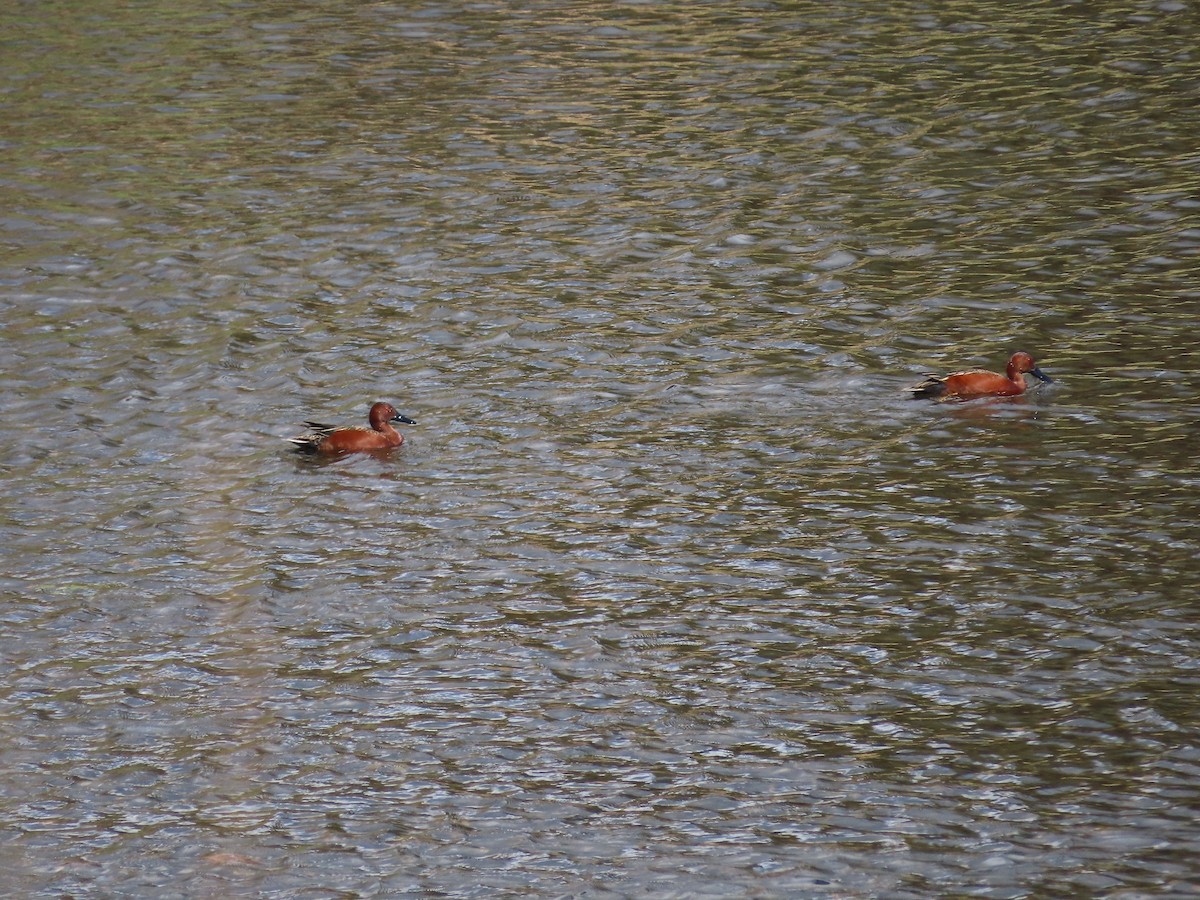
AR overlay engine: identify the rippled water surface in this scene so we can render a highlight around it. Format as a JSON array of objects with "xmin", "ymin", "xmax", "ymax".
[{"xmin": 2, "ymin": 1, "xmax": 1199, "ymax": 896}]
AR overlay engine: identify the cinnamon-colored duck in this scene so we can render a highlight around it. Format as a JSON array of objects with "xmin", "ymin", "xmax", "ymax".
[
  {"xmin": 908, "ymin": 351, "xmax": 1052, "ymax": 401},
  {"xmin": 288, "ymin": 401, "xmax": 415, "ymax": 454}
]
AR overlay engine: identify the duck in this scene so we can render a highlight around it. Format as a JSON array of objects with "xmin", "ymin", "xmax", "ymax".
[
  {"xmin": 288, "ymin": 401, "xmax": 415, "ymax": 454},
  {"xmin": 908, "ymin": 351, "xmax": 1053, "ymax": 400}
]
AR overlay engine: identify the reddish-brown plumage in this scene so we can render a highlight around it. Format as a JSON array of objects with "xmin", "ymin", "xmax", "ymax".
[
  {"xmin": 288, "ymin": 401, "xmax": 415, "ymax": 454},
  {"xmin": 909, "ymin": 351, "xmax": 1052, "ymax": 401}
]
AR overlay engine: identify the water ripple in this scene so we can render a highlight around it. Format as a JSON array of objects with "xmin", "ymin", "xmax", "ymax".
[{"xmin": 2, "ymin": 0, "xmax": 1199, "ymax": 896}]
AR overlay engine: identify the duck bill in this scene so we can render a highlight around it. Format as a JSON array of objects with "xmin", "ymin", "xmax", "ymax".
[
  {"xmin": 1030, "ymin": 367, "xmax": 1053, "ymax": 384},
  {"xmin": 393, "ymin": 414, "xmax": 417, "ymax": 425}
]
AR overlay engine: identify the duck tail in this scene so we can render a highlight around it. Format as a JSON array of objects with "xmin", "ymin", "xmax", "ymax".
[
  {"xmin": 287, "ymin": 422, "xmax": 335, "ymax": 452},
  {"xmin": 907, "ymin": 375, "xmax": 947, "ymax": 400},
  {"xmin": 286, "ymin": 435, "xmax": 322, "ymax": 452}
]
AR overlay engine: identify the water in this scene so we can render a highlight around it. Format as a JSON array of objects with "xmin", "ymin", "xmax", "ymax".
[{"xmin": 2, "ymin": 1, "xmax": 1199, "ymax": 896}]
